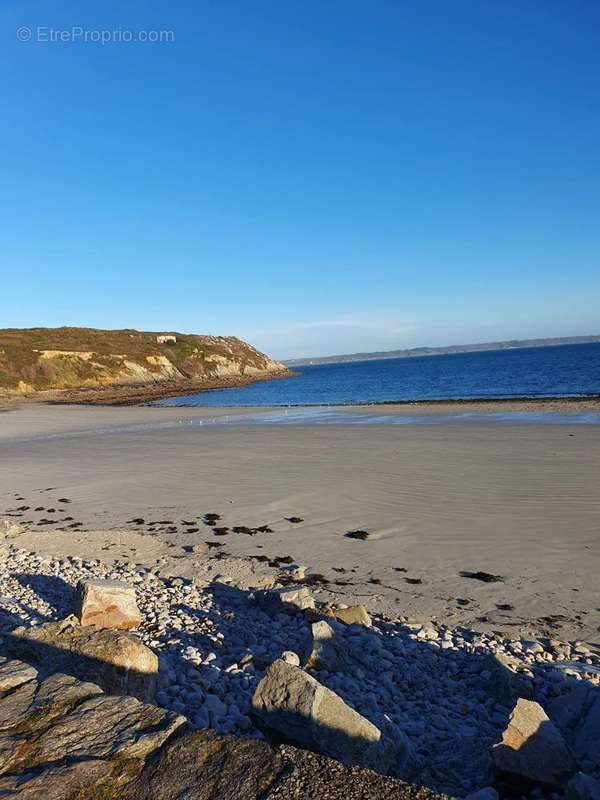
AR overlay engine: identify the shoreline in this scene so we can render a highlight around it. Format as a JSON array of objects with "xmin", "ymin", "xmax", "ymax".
[
  {"xmin": 2, "ymin": 392, "xmax": 600, "ymax": 416},
  {"xmin": 0, "ymin": 368, "xmax": 294, "ymax": 407}
]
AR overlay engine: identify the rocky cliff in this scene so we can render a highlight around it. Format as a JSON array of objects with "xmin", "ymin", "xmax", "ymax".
[{"xmin": 0, "ymin": 327, "xmax": 288, "ymax": 400}]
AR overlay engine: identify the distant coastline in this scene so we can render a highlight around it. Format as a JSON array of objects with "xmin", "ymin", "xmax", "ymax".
[{"xmin": 282, "ymin": 334, "xmax": 600, "ymax": 366}]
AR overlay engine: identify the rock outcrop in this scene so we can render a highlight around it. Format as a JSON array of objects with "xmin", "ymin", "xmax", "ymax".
[
  {"xmin": 0, "ymin": 658, "xmax": 185, "ymax": 799},
  {"xmin": 6, "ymin": 615, "xmax": 158, "ymax": 702},
  {"xmin": 75, "ymin": 578, "xmax": 142, "ymax": 630},
  {"xmin": 0, "ymin": 326, "xmax": 288, "ymax": 398}
]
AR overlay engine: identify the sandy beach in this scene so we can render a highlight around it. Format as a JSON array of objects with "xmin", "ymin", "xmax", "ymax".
[{"xmin": 2, "ymin": 402, "xmax": 599, "ymax": 644}]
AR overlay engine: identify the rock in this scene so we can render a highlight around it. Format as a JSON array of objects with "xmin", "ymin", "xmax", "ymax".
[
  {"xmin": 0, "ymin": 657, "xmax": 38, "ymax": 694},
  {"xmin": 74, "ymin": 578, "xmax": 142, "ymax": 630},
  {"xmin": 122, "ymin": 729, "xmax": 283, "ymax": 800},
  {"xmin": 205, "ymin": 693, "xmax": 227, "ymax": 717},
  {"xmin": 482, "ymin": 653, "xmax": 532, "ymax": 706},
  {"xmin": 566, "ymin": 773, "xmax": 600, "ymax": 800},
  {"xmin": 0, "ymin": 520, "xmax": 25, "ymax": 539},
  {"xmin": 573, "ymin": 694, "xmax": 600, "ymax": 771},
  {"xmin": 281, "ymin": 564, "xmax": 307, "ymax": 581},
  {"xmin": 322, "ymin": 604, "xmax": 372, "ymax": 628},
  {"xmin": 492, "ymin": 698, "xmax": 576, "ymax": 785},
  {"xmin": 304, "ymin": 620, "xmax": 355, "ymax": 674},
  {"xmin": 281, "ymin": 651, "xmax": 300, "ymax": 666},
  {"xmin": 7, "ymin": 615, "xmax": 158, "ymax": 702},
  {"xmin": 0, "ymin": 665, "xmax": 185, "ymax": 799},
  {"xmin": 254, "ymin": 587, "xmax": 315, "ymax": 615},
  {"xmin": 251, "ymin": 659, "xmax": 409, "ymax": 775},
  {"xmin": 465, "ymin": 788, "xmax": 499, "ymax": 800},
  {"xmin": 192, "ymin": 543, "xmax": 209, "ymax": 556},
  {"xmin": 546, "ymin": 683, "xmax": 594, "ymax": 742}
]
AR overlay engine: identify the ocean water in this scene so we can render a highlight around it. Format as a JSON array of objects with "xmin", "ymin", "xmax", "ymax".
[{"xmin": 157, "ymin": 342, "xmax": 600, "ymax": 408}]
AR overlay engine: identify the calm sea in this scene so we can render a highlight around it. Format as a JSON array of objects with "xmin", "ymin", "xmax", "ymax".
[{"xmin": 157, "ymin": 342, "xmax": 600, "ymax": 408}]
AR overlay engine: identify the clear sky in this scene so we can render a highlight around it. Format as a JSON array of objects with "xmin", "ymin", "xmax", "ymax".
[{"xmin": 2, "ymin": 1, "xmax": 599, "ymax": 359}]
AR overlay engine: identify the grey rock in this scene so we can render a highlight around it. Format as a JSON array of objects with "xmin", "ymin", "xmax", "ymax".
[
  {"xmin": 304, "ymin": 620, "xmax": 355, "ymax": 674},
  {"xmin": 251, "ymin": 658, "xmax": 409, "ymax": 775},
  {"xmin": 566, "ymin": 772, "xmax": 600, "ymax": 800},
  {"xmin": 481, "ymin": 653, "xmax": 532, "ymax": 706},
  {"xmin": 492, "ymin": 698, "xmax": 576, "ymax": 785},
  {"xmin": 0, "ymin": 658, "xmax": 37, "ymax": 694}
]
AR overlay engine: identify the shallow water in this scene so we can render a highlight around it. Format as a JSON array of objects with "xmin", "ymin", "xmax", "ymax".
[{"xmin": 7, "ymin": 406, "xmax": 600, "ymax": 445}]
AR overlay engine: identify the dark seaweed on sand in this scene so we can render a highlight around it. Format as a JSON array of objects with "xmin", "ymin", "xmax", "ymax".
[
  {"xmin": 345, "ymin": 530, "xmax": 370, "ymax": 541},
  {"xmin": 461, "ymin": 571, "xmax": 504, "ymax": 583}
]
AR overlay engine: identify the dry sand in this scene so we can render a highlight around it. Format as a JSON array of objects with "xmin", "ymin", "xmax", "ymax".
[{"xmin": 1, "ymin": 403, "xmax": 599, "ymax": 643}]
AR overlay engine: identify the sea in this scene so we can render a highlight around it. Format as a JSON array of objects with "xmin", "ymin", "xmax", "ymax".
[{"xmin": 157, "ymin": 342, "xmax": 600, "ymax": 409}]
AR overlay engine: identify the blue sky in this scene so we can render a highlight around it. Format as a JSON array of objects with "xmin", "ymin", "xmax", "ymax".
[{"xmin": 2, "ymin": 1, "xmax": 599, "ymax": 359}]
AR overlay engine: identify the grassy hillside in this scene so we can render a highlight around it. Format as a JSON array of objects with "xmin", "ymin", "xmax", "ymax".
[{"xmin": 0, "ymin": 327, "xmax": 286, "ymax": 395}]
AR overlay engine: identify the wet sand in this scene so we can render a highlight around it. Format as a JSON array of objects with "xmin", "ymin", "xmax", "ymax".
[{"xmin": 1, "ymin": 403, "xmax": 599, "ymax": 643}]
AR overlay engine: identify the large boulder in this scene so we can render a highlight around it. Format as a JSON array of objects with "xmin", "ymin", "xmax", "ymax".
[
  {"xmin": 492, "ymin": 698, "xmax": 576, "ymax": 785},
  {"xmin": 7, "ymin": 615, "xmax": 158, "ymax": 702},
  {"xmin": 74, "ymin": 578, "xmax": 142, "ymax": 630},
  {"xmin": 251, "ymin": 658, "xmax": 409, "ymax": 775}
]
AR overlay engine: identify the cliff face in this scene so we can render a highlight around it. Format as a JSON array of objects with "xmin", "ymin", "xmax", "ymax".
[{"xmin": 0, "ymin": 327, "xmax": 287, "ymax": 396}]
